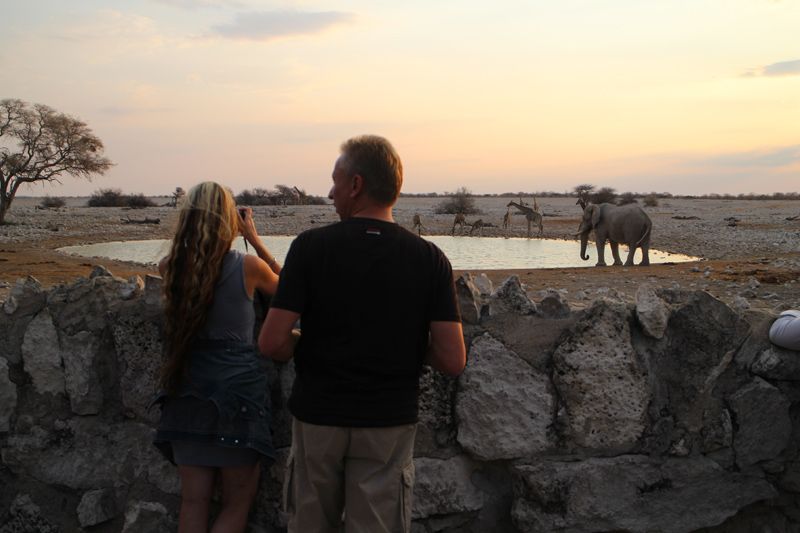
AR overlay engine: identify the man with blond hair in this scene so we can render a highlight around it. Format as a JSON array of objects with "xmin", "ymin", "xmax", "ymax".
[{"xmin": 259, "ymin": 134, "xmax": 466, "ymax": 532}]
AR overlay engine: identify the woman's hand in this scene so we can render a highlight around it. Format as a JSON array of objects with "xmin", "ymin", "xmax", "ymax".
[{"xmin": 238, "ymin": 207, "xmax": 259, "ymax": 245}]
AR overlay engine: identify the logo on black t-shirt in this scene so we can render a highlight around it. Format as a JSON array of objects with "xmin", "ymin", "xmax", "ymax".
[{"xmin": 366, "ymin": 228, "xmax": 381, "ymax": 236}]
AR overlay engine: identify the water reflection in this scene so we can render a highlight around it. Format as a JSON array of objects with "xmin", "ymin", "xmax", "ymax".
[{"xmin": 58, "ymin": 236, "xmax": 699, "ymax": 270}]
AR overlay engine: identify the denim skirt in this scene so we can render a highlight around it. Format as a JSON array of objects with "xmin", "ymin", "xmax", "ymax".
[{"xmin": 151, "ymin": 339, "xmax": 276, "ymax": 469}]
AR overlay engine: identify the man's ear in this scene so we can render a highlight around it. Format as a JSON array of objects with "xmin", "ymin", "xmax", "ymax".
[{"xmin": 350, "ymin": 174, "xmax": 364, "ymax": 197}]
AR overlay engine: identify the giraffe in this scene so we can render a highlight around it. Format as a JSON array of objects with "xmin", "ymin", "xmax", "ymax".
[
  {"xmin": 507, "ymin": 201, "xmax": 543, "ymax": 238},
  {"xmin": 452, "ymin": 213, "xmax": 466, "ymax": 235},
  {"xmin": 502, "ymin": 206, "xmax": 511, "ymax": 230},
  {"xmin": 292, "ymin": 186, "xmax": 307, "ymax": 205},
  {"xmin": 412, "ymin": 214, "xmax": 427, "ymax": 235},
  {"xmin": 469, "ymin": 219, "xmax": 484, "ymax": 237}
]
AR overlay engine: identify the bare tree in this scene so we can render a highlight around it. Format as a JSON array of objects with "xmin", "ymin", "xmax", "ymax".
[
  {"xmin": 0, "ymin": 99, "xmax": 113, "ymax": 223},
  {"xmin": 171, "ymin": 187, "xmax": 185, "ymax": 208}
]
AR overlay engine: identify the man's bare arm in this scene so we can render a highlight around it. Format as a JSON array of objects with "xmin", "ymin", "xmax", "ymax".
[
  {"xmin": 259, "ymin": 308, "xmax": 301, "ymax": 362},
  {"xmin": 426, "ymin": 320, "xmax": 466, "ymax": 376}
]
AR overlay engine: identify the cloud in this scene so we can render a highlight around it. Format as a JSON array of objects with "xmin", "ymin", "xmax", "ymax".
[
  {"xmin": 207, "ymin": 10, "xmax": 357, "ymax": 42},
  {"xmin": 150, "ymin": 0, "xmax": 246, "ymax": 7},
  {"xmin": 741, "ymin": 59, "xmax": 800, "ymax": 78},
  {"xmin": 692, "ymin": 145, "xmax": 800, "ymax": 167}
]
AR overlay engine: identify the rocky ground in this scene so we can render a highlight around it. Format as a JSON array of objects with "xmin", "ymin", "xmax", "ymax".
[{"xmin": 1, "ymin": 196, "xmax": 799, "ymax": 312}]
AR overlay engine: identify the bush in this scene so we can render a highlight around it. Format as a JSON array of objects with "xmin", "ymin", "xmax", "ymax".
[
  {"xmin": 87, "ymin": 188, "xmax": 126, "ymax": 207},
  {"xmin": 305, "ymin": 195, "xmax": 328, "ymax": 205},
  {"xmin": 87, "ymin": 189, "xmax": 156, "ymax": 208},
  {"xmin": 40, "ymin": 195, "xmax": 66, "ymax": 209},
  {"xmin": 616, "ymin": 192, "xmax": 638, "ymax": 206},
  {"xmin": 589, "ymin": 187, "xmax": 617, "ymax": 205},
  {"xmin": 643, "ymin": 193, "xmax": 659, "ymax": 207},
  {"xmin": 236, "ymin": 188, "xmax": 276, "ymax": 206},
  {"xmin": 434, "ymin": 187, "xmax": 479, "ymax": 215},
  {"xmin": 125, "ymin": 193, "xmax": 157, "ymax": 208}
]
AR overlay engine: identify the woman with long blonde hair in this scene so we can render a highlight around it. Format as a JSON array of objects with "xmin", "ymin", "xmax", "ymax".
[{"xmin": 151, "ymin": 181, "xmax": 280, "ymax": 532}]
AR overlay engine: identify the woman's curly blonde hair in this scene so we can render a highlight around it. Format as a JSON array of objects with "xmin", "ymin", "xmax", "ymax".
[{"xmin": 159, "ymin": 181, "xmax": 239, "ymax": 394}]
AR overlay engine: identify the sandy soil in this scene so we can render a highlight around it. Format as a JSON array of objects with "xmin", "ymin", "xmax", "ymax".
[{"xmin": 1, "ymin": 196, "xmax": 799, "ymax": 312}]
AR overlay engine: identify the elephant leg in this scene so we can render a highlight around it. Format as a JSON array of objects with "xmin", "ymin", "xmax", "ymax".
[
  {"xmin": 595, "ymin": 240, "xmax": 607, "ymax": 267},
  {"xmin": 624, "ymin": 246, "xmax": 637, "ymax": 266},
  {"xmin": 639, "ymin": 246, "xmax": 650, "ymax": 266},
  {"xmin": 609, "ymin": 242, "xmax": 623, "ymax": 265}
]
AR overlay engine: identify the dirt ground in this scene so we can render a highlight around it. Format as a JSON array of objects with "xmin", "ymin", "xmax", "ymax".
[{"xmin": 1, "ymin": 196, "xmax": 799, "ymax": 312}]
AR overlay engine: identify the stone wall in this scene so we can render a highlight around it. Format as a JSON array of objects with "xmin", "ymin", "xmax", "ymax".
[{"xmin": 0, "ymin": 268, "xmax": 798, "ymax": 532}]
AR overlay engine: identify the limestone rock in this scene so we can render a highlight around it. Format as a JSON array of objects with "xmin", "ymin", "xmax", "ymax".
[
  {"xmin": 417, "ymin": 367, "xmax": 458, "ymax": 455},
  {"xmin": 21, "ymin": 308, "xmax": 64, "ymax": 396},
  {"xmin": 62, "ymin": 330, "xmax": 103, "ymax": 415},
  {"xmin": 413, "ymin": 456, "xmax": 484, "ymax": 520},
  {"xmin": 144, "ymin": 274, "xmax": 163, "ymax": 306},
  {"xmin": 732, "ymin": 295, "xmax": 751, "ymax": 310},
  {"xmin": 113, "ymin": 313, "xmax": 164, "ymax": 420},
  {"xmin": 120, "ymin": 275, "xmax": 145, "ymax": 300},
  {"xmin": 553, "ymin": 300, "xmax": 649, "ymax": 451},
  {"xmin": 489, "ymin": 275, "xmax": 537, "ymax": 316},
  {"xmin": 729, "ymin": 378, "xmax": 792, "ymax": 469},
  {"xmin": 3, "ymin": 418, "xmax": 155, "ymax": 490},
  {"xmin": 0, "ymin": 494, "xmax": 59, "ymax": 533},
  {"xmin": 0, "ymin": 357, "xmax": 17, "ymax": 432},
  {"xmin": 538, "ymin": 290, "xmax": 570, "ymax": 319},
  {"xmin": 121, "ymin": 500, "xmax": 173, "ymax": 533},
  {"xmin": 751, "ymin": 346, "xmax": 800, "ymax": 381},
  {"xmin": 77, "ymin": 488, "xmax": 120, "ymax": 528},
  {"xmin": 90, "ymin": 265, "xmax": 114, "ymax": 278},
  {"xmin": 456, "ymin": 334, "xmax": 554, "ymax": 460},
  {"xmin": 455, "ymin": 273, "xmax": 481, "ymax": 324},
  {"xmin": 471, "ymin": 273, "xmax": 492, "ymax": 297},
  {"xmin": 635, "ymin": 283, "xmax": 670, "ymax": 339},
  {"xmin": 512, "ymin": 455, "xmax": 777, "ymax": 533},
  {"xmin": 3, "ymin": 276, "xmax": 45, "ymax": 317},
  {"xmin": 644, "ymin": 290, "xmax": 751, "ymax": 451}
]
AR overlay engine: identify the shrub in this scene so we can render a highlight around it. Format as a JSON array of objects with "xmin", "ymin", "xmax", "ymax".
[
  {"xmin": 434, "ymin": 187, "xmax": 479, "ymax": 215},
  {"xmin": 87, "ymin": 188, "xmax": 126, "ymax": 207},
  {"xmin": 40, "ymin": 195, "xmax": 66, "ymax": 209},
  {"xmin": 125, "ymin": 193, "xmax": 157, "ymax": 208},
  {"xmin": 616, "ymin": 192, "xmax": 638, "ymax": 206},
  {"xmin": 643, "ymin": 193, "xmax": 659, "ymax": 207},
  {"xmin": 305, "ymin": 195, "xmax": 328, "ymax": 205},
  {"xmin": 589, "ymin": 187, "xmax": 617, "ymax": 205},
  {"xmin": 236, "ymin": 188, "xmax": 276, "ymax": 206}
]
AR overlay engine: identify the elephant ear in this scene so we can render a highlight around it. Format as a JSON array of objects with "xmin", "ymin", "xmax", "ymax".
[{"xmin": 590, "ymin": 205, "xmax": 601, "ymax": 228}]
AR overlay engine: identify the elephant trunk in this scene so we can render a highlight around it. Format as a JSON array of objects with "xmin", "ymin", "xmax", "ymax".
[{"xmin": 579, "ymin": 232, "xmax": 590, "ymax": 261}]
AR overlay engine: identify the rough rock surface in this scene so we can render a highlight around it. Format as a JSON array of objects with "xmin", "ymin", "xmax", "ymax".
[
  {"xmin": 553, "ymin": 299, "xmax": 650, "ymax": 452},
  {"xmin": 0, "ymin": 270, "xmax": 798, "ymax": 532},
  {"xmin": 456, "ymin": 334, "xmax": 554, "ymax": 460}
]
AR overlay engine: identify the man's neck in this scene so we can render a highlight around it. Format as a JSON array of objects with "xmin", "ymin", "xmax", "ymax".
[{"xmin": 347, "ymin": 204, "xmax": 394, "ymax": 223}]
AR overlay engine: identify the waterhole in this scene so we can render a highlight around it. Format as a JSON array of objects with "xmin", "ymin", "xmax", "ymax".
[{"xmin": 58, "ymin": 236, "xmax": 698, "ymax": 270}]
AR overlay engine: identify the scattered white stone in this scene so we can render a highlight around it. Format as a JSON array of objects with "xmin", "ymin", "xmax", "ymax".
[
  {"xmin": 732, "ymin": 296, "xmax": 750, "ymax": 310},
  {"xmin": 748, "ymin": 277, "xmax": 761, "ymax": 289}
]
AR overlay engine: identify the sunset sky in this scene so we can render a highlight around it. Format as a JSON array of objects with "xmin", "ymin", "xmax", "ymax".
[{"xmin": 1, "ymin": 0, "xmax": 798, "ymax": 198}]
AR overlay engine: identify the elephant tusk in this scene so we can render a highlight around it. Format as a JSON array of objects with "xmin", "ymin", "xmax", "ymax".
[{"xmin": 570, "ymin": 231, "xmax": 583, "ymax": 236}]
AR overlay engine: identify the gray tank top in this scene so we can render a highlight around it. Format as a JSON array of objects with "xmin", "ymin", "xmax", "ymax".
[{"xmin": 198, "ymin": 250, "xmax": 255, "ymax": 344}]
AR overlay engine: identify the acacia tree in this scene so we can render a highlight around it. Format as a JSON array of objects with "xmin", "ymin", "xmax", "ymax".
[{"xmin": 0, "ymin": 99, "xmax": 113, "ymax": 223}]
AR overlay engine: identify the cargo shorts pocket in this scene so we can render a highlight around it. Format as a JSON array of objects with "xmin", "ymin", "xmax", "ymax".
[
  {"xmin": 400, "ymin": 461, "xmax": 415, "ymax": 532},
  {"xmin": 283, "ymin": 450, "xmax": 295, "ymax": 513}
]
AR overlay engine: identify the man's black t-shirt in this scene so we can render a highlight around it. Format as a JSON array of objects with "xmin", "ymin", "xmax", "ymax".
[{"xmin": 269, "ymin": 217, "xmax": 461, "ymax": 427}]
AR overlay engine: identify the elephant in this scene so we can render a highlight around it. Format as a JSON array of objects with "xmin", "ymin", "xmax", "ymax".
[{"xmin": 571, "ymin": 203, "xmax": 652, "ymax": 266}]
